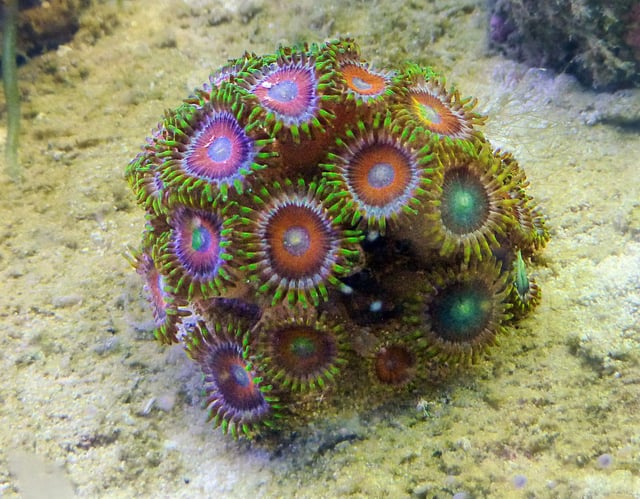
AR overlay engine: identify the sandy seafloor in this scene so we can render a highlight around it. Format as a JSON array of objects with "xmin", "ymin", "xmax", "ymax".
[{"xmin": 0, "ymin": 0, "xmax": 639, "ymax": 497}]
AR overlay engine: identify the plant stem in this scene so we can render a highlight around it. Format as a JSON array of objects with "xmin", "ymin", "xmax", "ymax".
[{"xmin": 3, "ymin": 0, "xmax": 20, "ymax": 182}]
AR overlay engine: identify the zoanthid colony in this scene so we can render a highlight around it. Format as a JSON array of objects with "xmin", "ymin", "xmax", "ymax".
[{"xmin": 126, "ymin": 38, "xmax": 549, "ymax": 439}]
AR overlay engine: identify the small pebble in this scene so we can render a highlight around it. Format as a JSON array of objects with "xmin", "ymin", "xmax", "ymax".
[
  {"xmin": 140, "ymin": 397, "xmax": 156, "ymax": 416},
  {"xmin": 596, "ymin": 453, "xmax": 613, "ymax": 469},
  {"xmin": 52, "ymin": 294, "xmax": 83, "ymax": 308},
  {"xmin": 155, "ymin": 393, "xmax": 176, "ymax": 412},
  {"xmin": 93, "ymin": 336, "xmax": 119, "ymax": 355},
  {"xmin": 139, "ymin": 393, "xmax": 176, "ymax": 415},
  {"xmin": 412, "ymin": 482, "xmax": 431, "ymax": 499},
  {"xmin": 163, "ymin": 440, "xmax": 178, "ymax": 451},
  {"xmin": 512, "ymin": 474, "xmax": 527, "ymax": 489}
]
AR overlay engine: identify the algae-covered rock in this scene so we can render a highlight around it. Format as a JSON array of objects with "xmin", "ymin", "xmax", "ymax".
[
  {"xmin": 0, "ymin": 0, "xmax": 90, "ymax": 61},
  {"xmin": 488, "ymin": 0, "xmax": 640, "ymax": 90}
]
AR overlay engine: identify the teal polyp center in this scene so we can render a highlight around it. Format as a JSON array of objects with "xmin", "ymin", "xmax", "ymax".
[
  {"xmin": 291, "ymin": 336, "xmax": 317, "ymax": 358},
  {"xmin": 273, "ymin": 326, "xmax": 335, "ymax": 379},
  {"xmin": 441, "ymin": 167, "xmax": 489, "ymax": 234},
  {"xmin": 192, "ymin": 225, "xmax": 212, "ymax": 252},
  {"xmin": 431, "ymin": 282, "xmax": 491, "ymax": 342}
]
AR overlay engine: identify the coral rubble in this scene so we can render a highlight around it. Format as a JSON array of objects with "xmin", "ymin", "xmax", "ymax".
[{"xmin": 126, "ymin": 39, "xmax": 549, "ymax": 439}]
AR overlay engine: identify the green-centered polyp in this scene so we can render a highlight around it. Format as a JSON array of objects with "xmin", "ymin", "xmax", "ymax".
[
  {"xmin": 441, "ymin": 167, "xmax": 490, "ymax": 234},
  {"xmin": 421, "ymin": 258, "xmax": 511, "ymax": 365},
  {"xmin": 160, "ymin": 204, "xmax": 237, "ymax": 299},
  {"xmin": 257, "ymin": 307, "xmax": 345, "ymax": 391},
  {"xmin": 433, "ymin": 143, "xmax": 517, "ymax": 262}
]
